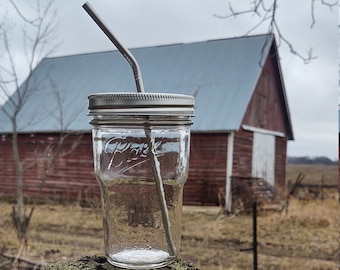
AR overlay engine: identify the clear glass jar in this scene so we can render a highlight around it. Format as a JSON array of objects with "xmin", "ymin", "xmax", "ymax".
[{"xmin": 88, "ymin": 93, "xmax": 194, "ymax": 269}]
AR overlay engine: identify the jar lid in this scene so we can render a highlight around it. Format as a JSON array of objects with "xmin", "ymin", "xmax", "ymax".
[{"xmin": 88, "ymin": 92, "xmax": 194, "ymax": 116}]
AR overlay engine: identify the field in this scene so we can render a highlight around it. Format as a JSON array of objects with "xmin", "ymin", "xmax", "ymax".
[
  {"xmin": 0, "ymin": 164, "xmax": 338, "ymax": 269},
  {"xmin": 285, "ymin": 164, "xmax": 338, "ymax": 186}
]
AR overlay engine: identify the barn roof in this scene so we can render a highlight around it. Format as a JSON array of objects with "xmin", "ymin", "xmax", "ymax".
[{"xmin": 0, "ymin": 34, "xmax": 293, "ymax": 138}]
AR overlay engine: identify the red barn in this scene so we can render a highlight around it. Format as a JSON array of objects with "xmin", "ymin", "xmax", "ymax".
[{"xmin": 0, "ymin": 34, "xmax": 293, "ymax": 211}]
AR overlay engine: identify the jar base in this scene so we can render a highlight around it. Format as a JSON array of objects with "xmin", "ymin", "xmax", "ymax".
[{"xmin": 107, "ymin": 249, "xmax": 175, "ymax": 269}]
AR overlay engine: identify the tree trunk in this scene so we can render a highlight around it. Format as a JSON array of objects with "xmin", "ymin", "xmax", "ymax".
[{"xmin": 11, "ymin": 127, "xmax": 25, "ymax": 241}]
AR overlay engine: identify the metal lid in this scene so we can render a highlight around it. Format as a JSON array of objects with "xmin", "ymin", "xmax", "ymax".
[{"xmin": 88, "ymin": 92, "xmax": 194, "ymax": 116}]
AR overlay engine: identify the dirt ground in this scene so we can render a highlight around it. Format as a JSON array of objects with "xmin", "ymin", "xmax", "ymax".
[{"xmin": 0, "ymin": 165, "xmax": 338, "ymax": 269}]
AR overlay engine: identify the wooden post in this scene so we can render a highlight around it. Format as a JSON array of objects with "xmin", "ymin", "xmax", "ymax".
[
  {"xmin": 252, "ymin": 202, "xmax": 258, "ymax": 270},
  {"xmin": 321, "ymin": 175, "xmax": 324, "ymax": 201},
  {"xmin": 284, "ymin": 180, "xmax": 292, "ymax": 216}
]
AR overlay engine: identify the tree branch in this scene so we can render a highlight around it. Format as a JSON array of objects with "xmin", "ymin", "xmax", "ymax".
[
  {"xmin": 8, "ymin": 0, "xmax": 42, "ymax": 26},
  {"xmin": 310, "ymin": 0, "xmax": 338, "ymax": 28},
  {"xmin": 0, "ymin": 0, "xmax": 60, "ymax": 244},
  {"xmin": 214, "ymin": 0, "xmax": 334, "ymax": 63}
]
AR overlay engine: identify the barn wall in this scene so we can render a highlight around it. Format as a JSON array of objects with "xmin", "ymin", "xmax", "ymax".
[
  {"xmin": 0, "ymin": 132, "xmax": 229, "ymax": 206},
  {"xmin": 232, "ymin": 128, "xmax": 287, "ymax": 192},
  {"xmin": 275, "ymin": 135, "xmax": 287, "ymax": 191},
  {"xmin": 1, "ymin": 135, "xmax": 16, "ymax": 195},
  {"xmin": 232, "ymin": 129, "xmax": 253, "ymax": 178},
  {"xmin": 0, "ymin": 129, "xmax": 286, "ymax": 205},
  {"xmin": 185, "ymin": 133, "xmax": 228, "ymax": 206},
  {"xmin": 242, "ymin": 53, "xmax": 287, "ymax": 134},
  {"xmin": 0, "ymin": 133, "xmax": 99, "ymax": 203}
]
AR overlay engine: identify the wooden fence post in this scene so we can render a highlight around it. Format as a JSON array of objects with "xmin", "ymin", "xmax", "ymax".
[
  {"xmin": 252, "ymin": 202, "xmax": 258, "ymax": 270},
  {"xmin": 321, "ymin": 175, "xmax": 324, "ymax": 201}
]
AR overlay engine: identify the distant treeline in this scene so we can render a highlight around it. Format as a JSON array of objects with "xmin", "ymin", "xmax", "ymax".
[{"xmin": 287, "ymin": 156, "xmax": 338, "ymax": 165}]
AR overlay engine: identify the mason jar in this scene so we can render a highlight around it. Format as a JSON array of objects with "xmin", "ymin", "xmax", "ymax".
[{"xmin": 88, "ymin": 92, "xmax": 194, "ymax": 269}]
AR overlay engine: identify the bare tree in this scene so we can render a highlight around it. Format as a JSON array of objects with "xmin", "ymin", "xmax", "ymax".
[
  {"xmin": 214, "ymin": 0, "xmax": 338, "ymax": 63},
  {"xmin": 0, "ymin": 0, "xmax": 62, "ymax": 246}
]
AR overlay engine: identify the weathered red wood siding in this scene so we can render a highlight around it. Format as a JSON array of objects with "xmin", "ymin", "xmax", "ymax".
[
  {"xmin": 232, "ymin": 129, "xmax": 253, "ymax": 178},
  {"xmin": 184, "ymin": 133, "xmax": 228, "ymax": 205},
  {"xmin": 1, "ymin": 130, "xmax": 287, "ymax": 204},
  {"xmin": 232, "ymin": 128, "xmax": 287, "ymax": 192},
  {"xmin": 275, "ymin": 135, "xmax": 287, "ymax": 191},
  {"xmin": 1, "ymin": 134, "xmax": 16, "ymax": 195},
  {"xmin": 242, "ymin": 51, "xmax": 287, "ymax": 134},
  {"xmin": 0, "ymin": 133, "xmax": 99, "ymax": 202},
  {"xmin": 1, "ymin": 132, "xmax": 229, "ymax": 206}
]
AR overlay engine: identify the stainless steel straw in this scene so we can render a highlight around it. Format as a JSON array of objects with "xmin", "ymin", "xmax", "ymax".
[
  {"xmin": 83, "ymin": 2, "xmax": 176, "ymax": 257},
  {"xmin": 82, "ymin": 2, "xmax": 144, "ymax": 93}
]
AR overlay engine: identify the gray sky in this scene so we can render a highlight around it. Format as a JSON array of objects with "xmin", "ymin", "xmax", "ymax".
[{"xmin": 1, "ymin": 0, "xmax": 338, "ymax": 159}]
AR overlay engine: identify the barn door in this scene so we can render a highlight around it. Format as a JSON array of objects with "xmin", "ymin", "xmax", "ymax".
[{"xmin": 252, "ymin": 132, "xmax": 275, "ymax": 186}]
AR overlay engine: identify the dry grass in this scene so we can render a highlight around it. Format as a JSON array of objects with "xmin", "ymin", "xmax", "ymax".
[
  {"xmin": 181, "ymin": 197, "xmax": 338, "ymax": 270},
  {"xmin": 286, "ymin": 164, "xmax": 338, "ymax": 186},
  {"xmin": 0, "ymin": 204, "xmax": 103, "ymax": 263},
  {"xmin": 0, "ymin": 164, "xmax": 338, "ymax": 269}
]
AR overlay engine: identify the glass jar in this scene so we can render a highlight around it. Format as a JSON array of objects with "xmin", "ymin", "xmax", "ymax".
[{"xmin": 88, "ymin": 93, "xmax": 194, "ymax": 269}]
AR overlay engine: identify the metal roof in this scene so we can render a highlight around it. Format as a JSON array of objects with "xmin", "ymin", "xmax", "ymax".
[{"xmin": 0, "ymin": 34, "xmax": 292, "ymax": 137}]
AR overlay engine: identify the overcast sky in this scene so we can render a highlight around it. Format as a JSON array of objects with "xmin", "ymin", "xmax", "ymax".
[{"xmin": 1, "ymin": 0, "xmax": 338, "ymax": 159}]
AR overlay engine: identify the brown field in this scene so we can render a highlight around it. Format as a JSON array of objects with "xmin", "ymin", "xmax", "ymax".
[
  {"xmin": 0, "ymin": 164, "xmax": 338, "ymax": 269},
  {"xmin": 285, "ymin": 164, "xmax": 338, "ymax": 186}
]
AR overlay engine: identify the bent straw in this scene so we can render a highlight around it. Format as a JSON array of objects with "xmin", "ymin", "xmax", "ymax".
[
  {"xmin": 82, "ymin": 2, "xmax": 176, "ymax": 257},
  {"xmin": 82, "ymin": 2, "xmax": 144, "ymax": 93}
]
